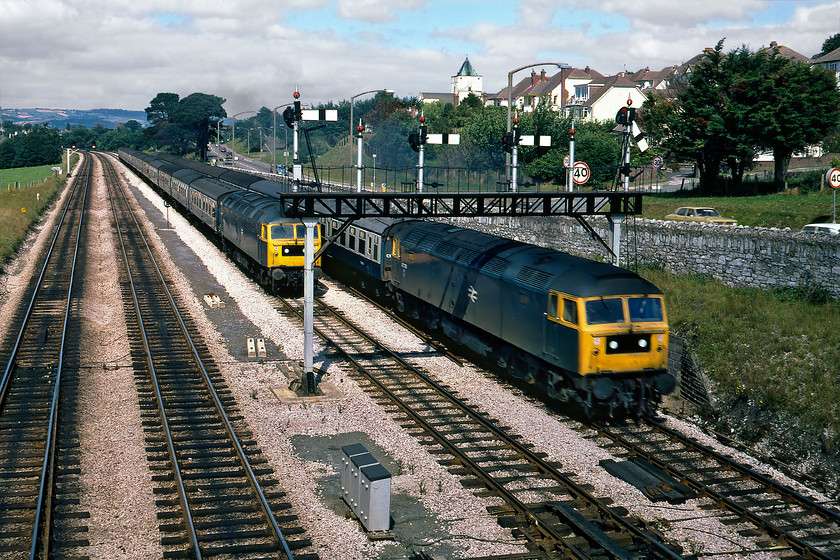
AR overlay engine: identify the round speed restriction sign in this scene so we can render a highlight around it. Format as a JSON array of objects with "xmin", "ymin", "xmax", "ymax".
[
  {"xmin": 572, "ymin": 161, "xmax": 590, "ymax": 185},
  {"xmin": 827, "ymin": 168, "xmax": 840, "ymax": 190},
  {"xmin": 652, "ymin": 155, "xmax": 663, "ymax": 169}
]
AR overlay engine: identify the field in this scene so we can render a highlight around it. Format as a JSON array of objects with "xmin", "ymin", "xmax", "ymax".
[{"xmin": 0, "ymin": 158, "xmax": 75, "ymax": 271}]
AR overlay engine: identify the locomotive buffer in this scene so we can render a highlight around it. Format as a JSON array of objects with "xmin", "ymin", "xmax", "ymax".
[{"xmin": 280, "ymin": 189, "xmax": 643, "ymax": 395}]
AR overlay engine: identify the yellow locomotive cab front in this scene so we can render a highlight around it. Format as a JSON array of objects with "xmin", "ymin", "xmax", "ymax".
[
  {"xmin": 263, "ymin": 222, "xmax": 322, "ymax": 269},
  {"xmin": 577, "ymin": 294, "xmax": 669, "ymax": 376}
]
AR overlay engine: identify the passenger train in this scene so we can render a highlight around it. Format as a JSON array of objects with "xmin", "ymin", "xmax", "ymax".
[
  {"xmin": 322, "ymin": 218, "xmax": 674, "ymax": 417},
  {"xmin": 119, "ymin": 147, "xmax": 673, "ymax": 416},
  {"xmin": 118, "ymin": 148, "xmax": 321, "ymax": 290}
]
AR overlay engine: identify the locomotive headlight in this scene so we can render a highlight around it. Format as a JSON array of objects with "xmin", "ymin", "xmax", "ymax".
[
  {"xmin": 638, "ymin": 338, "xmax": 648, "ymax": 349},
  {"xmin": 608, "ymin": 340, "xmax": 619, "ymax": 350}
]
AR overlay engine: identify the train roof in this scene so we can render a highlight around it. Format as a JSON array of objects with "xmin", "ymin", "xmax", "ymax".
[
  {"xmin": 190, "ymin": 176, "xmax": 241, "ymax": 200},
  {"xmin": 388, "ymin": 220, "xmax": 661, "ymax": 298},
  {"xmin": 223, "ymin": 190, "xmax": 292, "ymax": 222},
  {"xmin": 171, "ymin": 168, "xmax": 206, "ymax": 185}
]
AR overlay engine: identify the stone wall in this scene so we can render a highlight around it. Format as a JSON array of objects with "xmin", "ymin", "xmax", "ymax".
[{"xmin": 437, "ymin": 215, "xmax": 840, "ymax": 298}]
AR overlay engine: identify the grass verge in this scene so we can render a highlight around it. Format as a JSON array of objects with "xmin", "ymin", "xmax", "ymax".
[
  {"xmin": 641, "ymin": 189, "xmax": 838, "ymax": 229},
  {"xmin": 0, "ymin": 158, "xmax": 75, "ymax": 272},
  {"xmin": 639, "ymin": 266, "xmax": 840, "ymax": 443}
]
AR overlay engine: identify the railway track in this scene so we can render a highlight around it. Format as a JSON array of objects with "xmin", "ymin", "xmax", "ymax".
[
  {"xmin": 589, "ymin": 418, "xmax": 840, "ymax": 559},
  {"xmin": 277, "ymin": 283, "xmax": 686, "ymax": 560},
  {"xmin": 100, "ymin": 153, "xmax": 319, "ymax": 560},
  {"xmin": 0, "ymin": 155, "xmax": 92, "ymax": 559}
]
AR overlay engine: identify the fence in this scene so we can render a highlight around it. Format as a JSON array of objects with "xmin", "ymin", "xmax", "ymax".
[{"xmin": 298, "ymin": 163, "xmax": 674, "ymax": 194}]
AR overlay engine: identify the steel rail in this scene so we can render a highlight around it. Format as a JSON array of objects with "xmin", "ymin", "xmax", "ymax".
[
  {"xmin": 644, "ymin": 418, "xmax": 840, "ymax": 525},
  {"xmin": 29, "ymin": 154, "xmax": 91, "ymax": 560},
  {"xmin": 594, "ymin": 420, "xmax": 836, "ymax": 560},
  {"xmin": 0, "ymin": 156, "xmax": 86, "ymax": 407},
  {"xmin": 102, "ymin": 154, "xmax": 296, "ymax": 559},
  {"xmin": 282, "ymin": 295, "xmax": 684, "ymax": 560}
]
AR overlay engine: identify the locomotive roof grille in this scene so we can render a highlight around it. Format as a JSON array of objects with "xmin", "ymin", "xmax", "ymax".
[
  {"xmin": 480, "ymin": 257, "xmax": 509, "ymax": 276},
  {"xmin": 454, "ymin": 248, "xmax": 481, "ymax": 265},
  {"xmin": 516, "ymin": 266, "xmax": 553, "ymax": 289},
  {"xmin": 435, "ymin": 240, "xmax": 460, "ymax": 258}
]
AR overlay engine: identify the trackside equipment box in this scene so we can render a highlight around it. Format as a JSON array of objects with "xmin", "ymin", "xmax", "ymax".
[
  {"xmin": 340, "ymin": 444, "xmax": 391, "ymax": 532},
  {"xmin": 359, "ymin": 463, "xmax": 391, "ymax": 532}
]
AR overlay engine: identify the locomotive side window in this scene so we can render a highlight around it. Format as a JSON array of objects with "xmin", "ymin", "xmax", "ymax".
[
  {"xmin": 562, "ymin": 298, "xmax": 578, "ymax": 324},
  {"xmin": 548, "ymin": 292, "xmax": 559, "ymax": 319},
  {"xmin": 628, "ymin": 297, "xmax": 664, "ymax": 322},
  {"xmin": 585, "ymin": 297, "xmax": 624, "ymax": 325}
]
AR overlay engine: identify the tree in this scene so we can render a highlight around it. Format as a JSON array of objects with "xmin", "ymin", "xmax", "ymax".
[
  {"xmin": 643, "ymin": 40, "xmax": 840, "ymax": 193},
  {"xmin": 173, "ymin": 93, "xmax": 226, "ymax": 160},
  {"xmin": 816, "ymin": 33, "xmax": 840, "ymax": 58},
  {"xmin": 643, "ymin": 41, "xmax": 734, "ymax": 193},
  {"xmin": 145, "ymin": 93, "xmax": 180, "ymax": 125},
  {"xmin": 742, "ymin": 46, "xmax": 840, "ymax": 191}
]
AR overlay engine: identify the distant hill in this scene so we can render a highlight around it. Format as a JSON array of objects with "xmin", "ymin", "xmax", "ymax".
[{"xmin": 1, "ymin": 107, "xmax": 147, "ymax": 129}]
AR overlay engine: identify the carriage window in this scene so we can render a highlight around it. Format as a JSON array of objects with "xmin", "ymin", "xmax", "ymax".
[
  {"xmin": 295, "ymin": 225, "xmax": 306, "ymax": 238},
  {"xmin": 562, "ymin": 298, "xmax": 578, "ymax": 324}
]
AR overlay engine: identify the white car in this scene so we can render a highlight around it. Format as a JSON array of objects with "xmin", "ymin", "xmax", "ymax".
[{"xmin": 801, "ymin": 223, "xmax": 840, "ymax": 235}]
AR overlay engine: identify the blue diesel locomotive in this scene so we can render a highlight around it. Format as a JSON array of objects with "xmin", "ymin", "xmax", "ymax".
[
  {"xmin": 119, "ymin": 148, "xmax": 321, "ymax": 289},
  {"xmin": 322, "ymin": 217, "xmax": 674, "ymax": 417}
]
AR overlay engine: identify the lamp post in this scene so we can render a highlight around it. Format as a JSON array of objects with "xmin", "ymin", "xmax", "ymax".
[
  {"xmin": 505, "ymin": 63, "xmax": 568, "ymax": 182},
  {"xmin": 372, "ymin": 154, "xmax": 376, "ymax": 191},
  {"xmin": 231, "ymin": 110, "xmax": 256, "ymax": 159},
  {"xmin": 349, "ymin": 89, "xmax": 394, "ymax": 165},
  {"xmin": 273, "ymin": 102, "xmax": 294, "ymax": 174}
]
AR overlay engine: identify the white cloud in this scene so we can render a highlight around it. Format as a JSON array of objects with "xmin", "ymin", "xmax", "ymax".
[{"xmin": 0, "ymin": 0, "xmax": 836, "ymax": 115}]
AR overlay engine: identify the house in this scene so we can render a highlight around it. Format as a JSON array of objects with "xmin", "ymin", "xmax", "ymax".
[
  {"xmin": 563, "ymin": 73, "xmax": 646, "ymax": 122},
  {"xmin": 814, "ymin": 46, "xmax": 840, "ymax": 87}
]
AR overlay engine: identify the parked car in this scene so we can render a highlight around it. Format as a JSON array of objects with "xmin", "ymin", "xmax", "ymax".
[
  {"xmin": 665, "ymin": 207, "xmax": 737, "ymax": 225},
  {"xmin": 801, "ymin": 223, "xmax": 840, "ymax": 235}
]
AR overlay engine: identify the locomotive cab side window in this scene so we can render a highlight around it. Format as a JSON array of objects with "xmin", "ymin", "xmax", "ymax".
[
  {"xmin": 562, "ymin": 298, "xmax": 578, "ymax": 324},
  {"xmin": 548, "ymin": 292, "xmax": 559, "ymax": 320}
]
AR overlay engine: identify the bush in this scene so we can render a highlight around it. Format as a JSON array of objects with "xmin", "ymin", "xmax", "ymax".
[{"xmin": 786, "ymin": 170, "xmax": 826, "ymax": 193}]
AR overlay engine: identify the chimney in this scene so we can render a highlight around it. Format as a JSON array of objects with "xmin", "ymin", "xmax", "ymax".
[
  {"xmin": 540, "ymin": 69, "xmax": 546, "ymax": 80},
  {"xmin": 770, "ymin": 41, "xmax": 778, "ymax": 48},
  {"xmin": 531, "ymin": 70, "xmax": 536, "ymax": 84},
  {"xmin": 585, "ymin": 65, "xmax": 590, "ymax": 74}
]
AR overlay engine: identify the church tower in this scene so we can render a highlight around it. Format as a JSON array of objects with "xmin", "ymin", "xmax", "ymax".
[{"xmin": 451, "ymin": 56, "xmax": 483, "ymax": 105}]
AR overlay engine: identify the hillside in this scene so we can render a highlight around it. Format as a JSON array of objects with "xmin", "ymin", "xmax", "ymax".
[{"xmin": 1, "ymin": 107, "xmax": 147, "ymax": 129}]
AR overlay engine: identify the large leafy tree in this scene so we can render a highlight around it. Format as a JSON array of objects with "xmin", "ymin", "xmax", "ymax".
[
  {"xmin": 816, "ymin": 33, "xmax": 840, "ymax": 58},
  {"xmin": 145, "ymin": 92, "xmax": 226, "ymax": 159},
  {"xmin": 644, "ymin": 40, "xmax": 840, "ymax": 193},
  {"xmin": 174, "ymin": 93, "xmax": 226, "ymax": 160},
  {"xmin": 743, "ymin": 48, "xmax": 840, "ymax": 190}
]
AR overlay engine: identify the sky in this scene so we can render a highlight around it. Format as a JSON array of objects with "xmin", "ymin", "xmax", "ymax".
[{"xmin": 1, "ymin": 0, "xmax": 838, "ymax": 118}]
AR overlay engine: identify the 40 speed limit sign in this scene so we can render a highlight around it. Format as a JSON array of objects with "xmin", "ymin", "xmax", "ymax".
[
  {"xmin": 827, "ymin": 168, "xmax": 840, "ymax": 189},
  {"xmin": 572, "ymin": 161, "xmax": 590, "ymax": 185}
]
